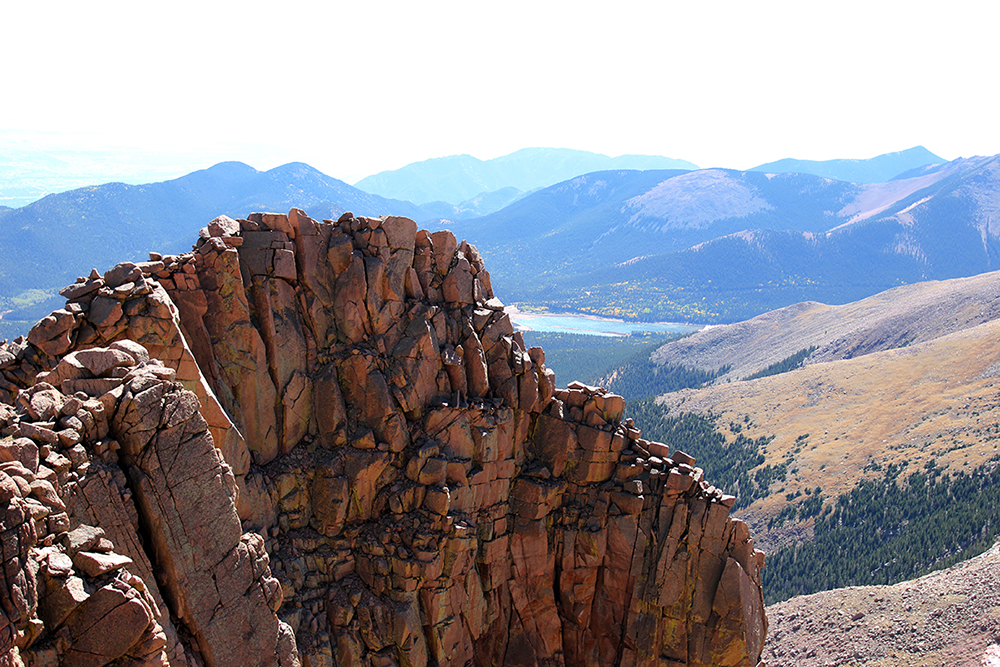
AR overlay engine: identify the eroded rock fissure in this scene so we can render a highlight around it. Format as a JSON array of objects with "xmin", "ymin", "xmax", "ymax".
[
  {"xmin": 0, "ymin": 209, "xmax": 767, "ymax": 666},
  {"xmin": 110, "ymin": 432, "xmax": 182, "ymax": 634}
]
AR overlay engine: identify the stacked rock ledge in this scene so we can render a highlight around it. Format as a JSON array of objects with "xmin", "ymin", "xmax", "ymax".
[{"xmin": 0, "ymin": 209, "xmax": 766, "ymax": 666}]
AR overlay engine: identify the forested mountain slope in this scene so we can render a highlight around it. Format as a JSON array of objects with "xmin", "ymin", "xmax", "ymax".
[
  {"xmin": 764, "ymin": 538, "xmax": 1000, "ymax": 666},
  {"xmin": 633, "ymin": 315, "xmax": 1000, "ymax": 605}
]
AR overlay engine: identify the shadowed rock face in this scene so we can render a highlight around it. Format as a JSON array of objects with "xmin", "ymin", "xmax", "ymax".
[{"xmin": 0, "ymin": 209, "xmax": 767, "ymax": 666}]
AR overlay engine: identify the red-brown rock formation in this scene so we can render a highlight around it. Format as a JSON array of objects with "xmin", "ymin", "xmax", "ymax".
[{"xmin": 0, "ymin": 210, "xmax": 766, "ymax": 666}]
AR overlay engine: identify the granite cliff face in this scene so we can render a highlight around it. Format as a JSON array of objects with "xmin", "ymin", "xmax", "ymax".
[{"xmin": 0, "ymin": 209, "xmax": 766, "ymax": 666}]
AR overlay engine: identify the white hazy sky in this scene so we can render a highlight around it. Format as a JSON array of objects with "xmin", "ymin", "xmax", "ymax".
[{"xmin": 2, "ymin": 0, "xmax": 998, "ymax": 184}]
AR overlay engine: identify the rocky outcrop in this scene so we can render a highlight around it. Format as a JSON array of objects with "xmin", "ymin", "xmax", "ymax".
[
  {"xmin": 0, "ymin": 348, "xmax": 295, "ymax": 666},
  {"xmin": 0, "ymin": 210, "xmax": 766, "ymax": 666}
]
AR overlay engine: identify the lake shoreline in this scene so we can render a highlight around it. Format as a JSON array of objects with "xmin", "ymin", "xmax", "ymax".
[{"xmin": 505, "ymin": 306, "xmax": 705, "ymax": 337}]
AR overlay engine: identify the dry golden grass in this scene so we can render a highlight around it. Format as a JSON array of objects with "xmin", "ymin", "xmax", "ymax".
[
  {"xmin": 652, "ymin": 269, "xmax": 1000, "ymax": 382},
  {"xmin": 657, "ymin": 318, "xmax": 1000, "ymax": 541}
]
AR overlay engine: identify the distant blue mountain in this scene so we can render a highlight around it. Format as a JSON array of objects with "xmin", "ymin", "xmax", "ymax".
[
  {"xmin": 447, "ymin": 154, "xmax": 1000, "ymax": 323},
  {"xmin": 750, "ymin": 146, "xmax": 944, "ymax": 184},
  {"xmin": 6, "ymin": 151, "xmax": 997, "ymax": 340},
  {"xmin": 354, "ymin": 147, "xmax": 698, "ymax": 205},
  {"xmin": 0, "ymin": 140, "xmax": 218, "ymax": 208},
  {"xmin": 0, "ymin": 161, "xmax": 431, "ymax": 327}
]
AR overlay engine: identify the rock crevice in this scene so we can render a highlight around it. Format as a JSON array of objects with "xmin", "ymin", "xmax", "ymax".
[{"xmin": 0, "ymin": 209, "xmax": 766, "ymax": 666}]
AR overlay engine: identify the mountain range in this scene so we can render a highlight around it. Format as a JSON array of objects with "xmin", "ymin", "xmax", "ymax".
[
  {"xmin": 1, "ymin": 142, "xmax": 997, "ymax": 663},
  {"xmin": 353, "ymin": 147, "xmax": 699, "ymax": 206},
  {"xmin": 449, "ymin": 154, "xmax": 1000, "ymax": 322},
  {"xmin": 0, "ymin": 161, "xmax": 430, "ymax": 329},
  {"xmin": 0, "ymin": 145, "xmax": 974, "ymax": 336},
  {"xmin": 0, "ymin": 149, "xmax": 699, "ymax": 324},
  {"xmin": 749, "ymin": 145, "xmax": 944, "ymax": 183},
  {"xmin": 0, "ymin": 142, "xmax": 197, "ymax": 209}
]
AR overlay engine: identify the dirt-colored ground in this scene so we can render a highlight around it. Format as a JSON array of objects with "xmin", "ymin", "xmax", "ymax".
[
  {"xmin": 763, "ymin": 538, "xmax": 1000, "ymax": 667},
  {"xmin": 656, "ymin": 317, "xmax": 1000, "ymax": 548}
]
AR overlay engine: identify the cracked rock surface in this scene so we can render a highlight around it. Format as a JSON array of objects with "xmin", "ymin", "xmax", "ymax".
[{"xmin": 0, "ymin": 210, "xmax": 767, "ymax": 666}]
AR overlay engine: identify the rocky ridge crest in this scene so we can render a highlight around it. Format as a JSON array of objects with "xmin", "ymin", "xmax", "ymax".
[{"xmin": 0, "ymin": 209, "xmax": 766, "ymax": 666}]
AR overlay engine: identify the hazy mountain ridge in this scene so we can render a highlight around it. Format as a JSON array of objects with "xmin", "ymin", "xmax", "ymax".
[
  {"xmin": 443, "ymin": 168, "xmax": 700, "ymax": 292},
  {"xmin": 621, "ymin": 169, "xmax": 774, "ymax": 230},
  {"xmin": 750, "ymin": 145, "xmax": 944, "ymax": 184},
  {"xmin": 412, "ymin": 186, "xmax": 529, "ymax": 222},
  {"xmin": 0, "ymin": 161, "xmax": 430, "ymax": 325},
  {"xmin": 0, "ymin": 132, "xmax": 265, "ymax": 208},
  {"xmin": 354, "ymin": 147, "xmax": 698, "ymax": 205},
  {"xmin": 5, "ymin": 150, "xmax": 999, "ymax": 338},
  {"xmin": 474, "ymin": 155, "xmax": 1000, "ymax": 322}
]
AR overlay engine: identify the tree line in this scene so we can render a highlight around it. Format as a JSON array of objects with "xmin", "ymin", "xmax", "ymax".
[
  {"xmin": 625, "ymin": 405, "xmax": 780, "ymax": 510},
  {"xmin": 763, "ymin": 458, "xmax": 1000, "ymax": 603}
]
